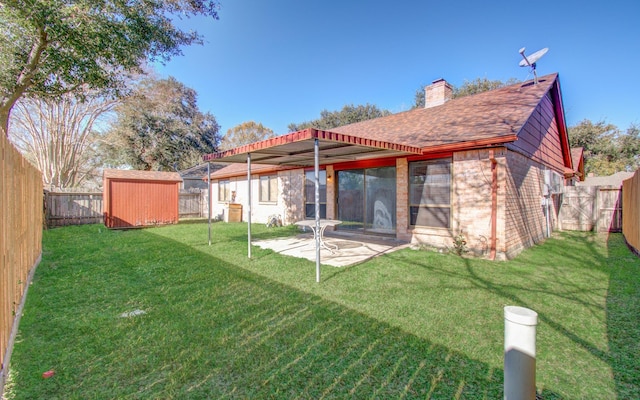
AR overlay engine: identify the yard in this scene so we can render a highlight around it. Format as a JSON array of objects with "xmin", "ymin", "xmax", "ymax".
[{"xmin": 4, "ymin": 222, "xmax": 639, "ymax": 399}]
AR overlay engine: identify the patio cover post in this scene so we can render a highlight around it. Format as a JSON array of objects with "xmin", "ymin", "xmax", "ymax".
[
  {"xmin": 315, "ymin": 138, "xmax": 321, "ymax": 283},
  {"xmin": 247, "ymin": 153, "xmax": 252, "ymax": 258},
  {"xmin": 208, "ymin": 162, "xmax": 211, "ymax": 246}
]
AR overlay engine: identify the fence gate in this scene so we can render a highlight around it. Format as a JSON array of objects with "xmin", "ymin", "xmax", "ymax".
[
  {"xmin": 559, "ymin": 186, "xmax": 622, "ymax": 233},
  {"xmin": 559, "ymin": 186, "xmax": 596, "ymax": 231},
  {"xmin": 596, "ymin": 187, "xmax": 623, "ymax": 232}
]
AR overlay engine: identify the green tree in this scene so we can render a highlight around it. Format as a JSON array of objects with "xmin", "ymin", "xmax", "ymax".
[
  {"xmin": 220, "ymin": 121, "xmax": 275, "ymax": 150},
  {"xmin": 288, "ymin": 104, "xmax": 391, "ymax": 132},
  {"xmin": 102, "ymin": 76, "xmax": 220, "ymax": 171},
  {"xmin": 568, "ymin": 119, "xmax": 619, "ymax": 175},
  {"xmin": 453, "ymin": 77, "xmax": 519, "ymax": 98},
  {"xmin": 618, "ymin": 124, "xmax": 640, "ymax": 171},
  {"xmin": 0, "ymin": 0, "xmax": 219, "ymax": 137},
  {"xmin": 568, "ymin": 119, "xmax": 640, "ymax": 175},
  {"xmin": 412, "ymin": 77, "xmax": 519, "ymax": 108}
]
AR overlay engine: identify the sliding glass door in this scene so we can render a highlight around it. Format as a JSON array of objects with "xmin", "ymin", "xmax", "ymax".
[{"xmin": 337, "ymin": 167, "xmax": 396, "ymax": 235}]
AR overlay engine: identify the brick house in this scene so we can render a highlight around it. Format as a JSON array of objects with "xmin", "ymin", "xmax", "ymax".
[{"xmin": 205, "ymin": 73, "xmax": 575, "ymax": 260}]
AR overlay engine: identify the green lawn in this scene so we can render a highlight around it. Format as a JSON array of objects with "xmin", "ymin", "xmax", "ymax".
[{"xmin": 4, "ymin": 222, "xmax": 639, "ymax": 399}]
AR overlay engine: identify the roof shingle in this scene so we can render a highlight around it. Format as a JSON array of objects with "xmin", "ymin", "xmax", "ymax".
[
  {"xmin": 103, "ymin": 169, "xmax": 182, "ymax": 182},
  {"xmin": 331, "ymin": 73, "xmax": 559, "ymax": 150}
]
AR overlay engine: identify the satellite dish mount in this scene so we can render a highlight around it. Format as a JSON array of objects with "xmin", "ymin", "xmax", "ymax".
[{"xmin": 519, "ymin": 47, "xmax": 548, "ymax": 84}]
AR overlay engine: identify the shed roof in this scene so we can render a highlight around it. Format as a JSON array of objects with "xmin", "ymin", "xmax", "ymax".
[{"xmin": 103, "ymin": 169, "xmax": 182, "ymax": 182}]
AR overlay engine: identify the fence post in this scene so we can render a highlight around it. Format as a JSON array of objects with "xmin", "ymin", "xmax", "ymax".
[{"xmin": 504, "ymin": 306, "xmax": 538, "ymax": 400}]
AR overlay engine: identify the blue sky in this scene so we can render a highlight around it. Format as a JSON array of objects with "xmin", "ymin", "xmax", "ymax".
[{"xmin": 155, "ymin": 0, "xmax": 640, "ymax": 136}]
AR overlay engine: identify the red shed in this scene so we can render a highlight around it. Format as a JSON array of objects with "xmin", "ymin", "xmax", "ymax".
[{"xmin": 103, "ymin": 169, "xmax": 182, "ymax": 228}]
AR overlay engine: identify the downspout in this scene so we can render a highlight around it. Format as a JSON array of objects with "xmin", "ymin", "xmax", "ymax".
[{"xmin": 489, "ymin": 150, "xmax": 498, "ymax": 260}]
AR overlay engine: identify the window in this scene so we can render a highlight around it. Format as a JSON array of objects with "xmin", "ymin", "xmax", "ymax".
[
  {"xmin": 259, "ymin": 175, "xmax": 278, "ymax": 203},
  {"xmin": 409, "ymin": 159, "xmax": 451, "ymax": 228},
  {"xmin": 218, "ymin": 180, "xmax": 231, "ymax": 202},
  {"xmin": 304, "ymin": 170, "xmax": 326, "ymax": 218}
]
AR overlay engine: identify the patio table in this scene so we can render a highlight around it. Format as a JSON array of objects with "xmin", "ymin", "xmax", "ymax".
[{"xmin": 294, "ymin": 219, "xmax": 342, "ymax": 253}]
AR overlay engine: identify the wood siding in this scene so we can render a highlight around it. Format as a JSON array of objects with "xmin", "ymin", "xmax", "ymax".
[
  {"xmin": 104, "ymin": 179, "xmax": 180, "ymax": 228},
  {"xmin": 507, "ymin": 93, "xmax": 566, "ymax": 172},
  {"xmin": 623, "ymin": 170, "xmax": 640, "ymax": 253},
  {"xmin": 1, "ymin": 135, "xmax": 42, "ymax": 389}
]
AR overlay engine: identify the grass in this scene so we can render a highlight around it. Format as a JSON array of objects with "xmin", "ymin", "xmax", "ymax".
[{"xmin": 4, "ymin": 222, "xmax": 639, "ymax": 399}]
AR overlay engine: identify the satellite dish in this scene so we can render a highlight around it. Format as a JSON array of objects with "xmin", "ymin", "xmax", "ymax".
[{"xmin": 518, "ymin": 47, "xmax": 548, "ymax": 84}]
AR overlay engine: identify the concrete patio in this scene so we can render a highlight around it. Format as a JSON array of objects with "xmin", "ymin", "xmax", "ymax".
[{"xmin": 253, "ymin": 231, "xmax": 410, "ymax": 267}]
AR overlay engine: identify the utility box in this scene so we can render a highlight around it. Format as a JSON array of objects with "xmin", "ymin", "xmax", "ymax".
[
  {"xmin": 103, "ymin": 169, "xmax": 182, "ymax": 228},
  {"xmin": 227, "ymin": 203, "xmax": 242, "ymax": 222}
]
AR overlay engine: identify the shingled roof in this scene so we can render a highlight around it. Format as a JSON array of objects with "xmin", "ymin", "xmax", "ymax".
[
  {"xmin": 331, "ymin": 73, "xmax": 561, "ymax": 151},
  {"xmin": 206, "ymin": 73, "xmax": 566, "ymax": 178},
  {"xmin": 103, "ymin": 169, "xmax": 182, "ymax": 182}
]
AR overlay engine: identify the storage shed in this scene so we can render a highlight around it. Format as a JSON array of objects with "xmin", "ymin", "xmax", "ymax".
[{"xmin": 103, "ymin": 169, "xmax": 182, "ymax": 228}]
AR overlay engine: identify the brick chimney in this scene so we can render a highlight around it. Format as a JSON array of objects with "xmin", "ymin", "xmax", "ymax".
[{"xmin": 425, "ymin": 78, "xmax": 453, "ymax": 108}]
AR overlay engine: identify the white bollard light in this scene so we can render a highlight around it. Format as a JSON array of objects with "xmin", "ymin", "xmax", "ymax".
[{"xmin": 504, "ymin": 306, "xmax": 538, "ymax": 400}]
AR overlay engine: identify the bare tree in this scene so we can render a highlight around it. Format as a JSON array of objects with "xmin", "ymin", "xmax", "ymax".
[{"xmin": 9, "ymin": 91, "xmax": 117, "ymax": 189}]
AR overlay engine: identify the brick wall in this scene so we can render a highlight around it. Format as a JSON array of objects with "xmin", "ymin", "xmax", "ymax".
[
  {"xmin": 503, "ymin": 150, "xmax": 551, "ymax": 258},
  {"xmin": 452, "ymin": 149, "xmax": 505, "ymax": 257},
  {"xmin": 406, "ymin": 148, "xmax": 553, "ymax": 260},
  {"xmin": 406, "ymin": 150, "xmax": 500, "ymax": 254},
  {"xmin": 326, "ymin": 165, "xmax": 336, "ymax": 220},
  {"xmin": 425, "ymin": 79, "xmax": 453, "ymax": 108},
  {"xmin": 210, "ymin": 146, "xmax": 559, "ymax": 260},
  {"xmin": 396, "ymin": 158, "xmax": 410, "ymax": 241},
  {"xmin": 278, "ymin": 169, "xmax": 305, "ymax": 224}
]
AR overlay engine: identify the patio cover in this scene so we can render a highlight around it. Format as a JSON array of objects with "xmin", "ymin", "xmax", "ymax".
[
  {"xmin": 203, "ymin": 128, "xmax": 423, "ymax": 282},
  {"xmin": 203, "ymin": 128, "xmax": 423, "ymax": 166}
]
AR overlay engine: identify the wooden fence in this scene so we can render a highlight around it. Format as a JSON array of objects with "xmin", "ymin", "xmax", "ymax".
[
  {"xmin": 44, "ymin": 189, "xmax": 209, "ymax": 227},
  {"xmin": 1, "ymin": 135, "xmax": 42, "ymax": 391},
  {"xmin": 179, "ymin": 190, "xmax": 208, "ymax": 219},
  {"xmin": 622, "ymin": 170, "xmax": 640, "ymax": 254},
  {"xmin": 45, "ymin": 191, "xmax": 103, "ymax": 227},
  {"xmin": 559, "ymin": 186, "xmax": 623, "ymax": 233}
]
